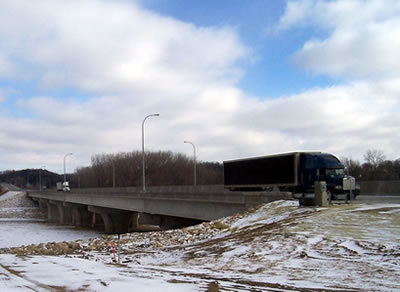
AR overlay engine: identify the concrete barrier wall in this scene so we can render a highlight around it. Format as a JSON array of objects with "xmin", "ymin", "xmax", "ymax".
[
  {"xmin": 359, "ymin": 180, "xmax": 400, "ymax": 195},
  {"xmin": 72, "ymin": 184, "xmax": 226, "ymax": 194}
]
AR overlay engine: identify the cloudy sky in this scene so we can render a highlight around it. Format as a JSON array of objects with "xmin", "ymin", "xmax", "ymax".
[{"xmin": 0, "ymin": 0, "xmax": 399, "ymax": 174}]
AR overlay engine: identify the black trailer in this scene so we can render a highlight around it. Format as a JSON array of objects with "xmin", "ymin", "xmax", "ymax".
[{"xmin": 224, "ymin": 152, "xmax": 301, "ymax": 191}]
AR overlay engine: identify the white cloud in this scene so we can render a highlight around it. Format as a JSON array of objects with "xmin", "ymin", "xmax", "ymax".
[
  {"xmin": 0, "ymin": 53, "xmax": 18, "ymax": 78},
  {"xmin": 275, "ymin": 0, "xmax": 317, "ymax": 31},
  {"xmin": 0, "ymin": 0, "xmax": 248, "ymax": 95},
  {"xmin": 277, "ymin": 0, "xmax": 400, "ymax": 78}
]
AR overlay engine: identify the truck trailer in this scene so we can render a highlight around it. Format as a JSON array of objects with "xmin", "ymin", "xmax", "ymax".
[{"xmin": 223, "ymin": 151, "xmax": 358, "ymax": 201}]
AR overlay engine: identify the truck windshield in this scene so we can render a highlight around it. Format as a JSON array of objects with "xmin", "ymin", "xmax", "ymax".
[
  {"xmin": 325, "ymin": 169, "xmax": 345, "ymax": 177},
  {"xmin": 318, "ymin": 154, "xmax": 344, "ymax": 168}
]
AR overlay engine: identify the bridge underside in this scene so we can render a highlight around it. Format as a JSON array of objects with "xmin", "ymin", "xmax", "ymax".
[
  {"xmin": 30, "ymin": 188, "xmax": 292, "ymax": 234},
  {"xmin": 35, "ymin": 198, "xmax": 207, "ymax": 233}
]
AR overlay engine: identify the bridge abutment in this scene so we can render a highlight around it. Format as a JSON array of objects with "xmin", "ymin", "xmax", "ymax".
[{"xmin": 244, "ymin": 192, "xmax": 292, "ymax": 209}]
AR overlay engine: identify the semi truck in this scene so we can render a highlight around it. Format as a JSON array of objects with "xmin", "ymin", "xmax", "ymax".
[
  {"xmin": 56, "ymin": 181, "xmax": 70, "ymax": 192},
  {"xmin": 223, "ymin": 151, "xmax": 359, "ymax": 202}
]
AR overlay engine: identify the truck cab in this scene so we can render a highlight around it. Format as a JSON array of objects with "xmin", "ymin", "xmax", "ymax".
[
  {"xmin": 56, "ymin": 181, "xmax": 70, "ymax": 192},
  {"xmin": 299, "ymin": 153, "xmax": 357, "ymax": 199}
]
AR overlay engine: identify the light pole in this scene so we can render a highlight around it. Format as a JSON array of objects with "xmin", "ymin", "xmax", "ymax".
[
  {"xmin": 142, "ymin": 113, "xmax": 160, "ymax": 192},
  {"xmin": 112, "ymin": 162, "xmax": 116, "ymax": 189},
  {"xmin": 184, "ymin": 141, "xmax": 197, "ymax": 186},
  {"xmin": 64, "ymin": 153, "xmax": 73, "ymax": 183},
  {"xmin": 39, "ymin": 166, "xmax": 46, "ymax": 191}
]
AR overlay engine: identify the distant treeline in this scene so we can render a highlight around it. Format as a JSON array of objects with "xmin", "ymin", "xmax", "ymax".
[
  {"xmin": 341, "ymin": 149, "xmax": 400, "ymax": 181},
  {"xmin": 71, "ymin": 150, "xmax": 223, "ymax": 188}
]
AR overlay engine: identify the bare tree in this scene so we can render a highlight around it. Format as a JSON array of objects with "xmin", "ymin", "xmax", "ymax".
[
  {"xmin": 362, "ymin": 149, "xmax": 386, "ymax": 180},
  {"xmin": 340, "ymin": 156, "xmax": 362, "ymax": 178},
  {"xmin": 363, "ymin": 149, "xmax": 386, "ymax": 169},
  {"xmin": 73, "ymin": 150, "xmax": 223, "ymax": 188}
]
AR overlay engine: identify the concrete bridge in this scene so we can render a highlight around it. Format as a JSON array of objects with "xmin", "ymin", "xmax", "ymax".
[{"xmin": 28, "ymin": 185, "xmax": 291, "ymax": 234}]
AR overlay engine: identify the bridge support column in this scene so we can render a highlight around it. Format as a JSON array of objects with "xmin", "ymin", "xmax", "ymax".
[
  {"xmin": 49, "ymin": 200, "xmax": 72, "ymax": 224},
  {"xmin": 46, "ymin": 201, "xmax": 59, "ymax": 223},
  {"xmin": 130, "ymin": 212, "xmax": 139, "ymax": 230},
  {"xmin": 74, "ymin": 208, "xmax": 93, "ymax": 227},
  {"xmin": 88, "ymin": 206, "xmax": 137, "ymax": 234},
  {"xmin": 63, "ymin": 202, "xmax": 92, "ymax": 227},
  {"xmin": 38, "ymin": 199, "xmax": 48, "ymax": 209},
  {"xmin": 58, "ymin": 204, "xmax": 72, "ymax": 225}
]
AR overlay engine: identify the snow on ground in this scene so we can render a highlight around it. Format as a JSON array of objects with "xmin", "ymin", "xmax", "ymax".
[
  {"xmin": 0, "ymin": 222, "xmax": 100, "ymax": 248},
  {"xmin": 0, "ymin": 191, "xmax": 23, "ymax": 201},
  {"xmin": 0, "ymin": 191, "xmax": 37, "ymax": 207},
  {"xmin": 0, "ymin": 190, "xmax": 43, "ymax": 220},
  {"xmin": 0, "ymin": 254, "xmax": 198, "ymax": 292},
  {"xmin": 1, "ymin": 189, "xmax": 400, "ymax": 291},
  {"xmin": 0, "ymin": 191, "xmax": 100, "ymax": 248}
]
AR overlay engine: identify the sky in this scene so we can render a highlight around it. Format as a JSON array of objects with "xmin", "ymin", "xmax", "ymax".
[{"xmin": 0, "ymin": 0, "xmax": 399, "ymax": 174}]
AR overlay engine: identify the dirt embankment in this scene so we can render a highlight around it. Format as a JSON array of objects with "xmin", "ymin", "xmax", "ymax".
[{"xmin": 0, "ymin": 186, "xmax": 7, "ymax": 196}]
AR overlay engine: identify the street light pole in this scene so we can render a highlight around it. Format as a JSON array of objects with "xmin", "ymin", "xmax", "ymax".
[
  {"xmin": 184, "ymin": 141, "xmax": 197, "ymax": 186},
  {"xmin": 39, "ymin": 166, "xmax": 46, "ymax": 192},
  {"xmin": 64, "ymin": 153, "xmax": 73, "ymax": 183},
  {"xmin": 112, "ymin": 162, "xmax": 116, "ymax": 189},
  {"xmin": 142, "ymin": 113, "xmax": 160, "ymax": 192}
]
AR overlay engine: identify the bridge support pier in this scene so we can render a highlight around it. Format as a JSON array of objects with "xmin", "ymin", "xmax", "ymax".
[
  {"xmin": 38, "ymin": 199, "xmax": 47, "ymax": 209},
  {"xmin": 63, "ymin": 202, "xmax": 92, "ymax": 227},
  {"xmin": 47, "ymin": 201, "xmax": 73, "ymax": 224},
  {"xmin": 57, "ymin": 203, "xmax": 72, "ymax": 224},
  {"xmin": 46, "ymin": 201, "xmax": 59, "ymax": 223},
  {"xmin": 88, "ymin": 206, "xmax": 137, "ymax": 234}
]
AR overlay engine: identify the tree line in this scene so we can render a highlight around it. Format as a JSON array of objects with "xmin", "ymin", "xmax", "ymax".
[
  {"xmin": 70, "ymin": 150, "xmax": 223, "ymax": 188},
  {"xmin": 341, "ymin": 149, "xmax": 400, "ymax": 181}
]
